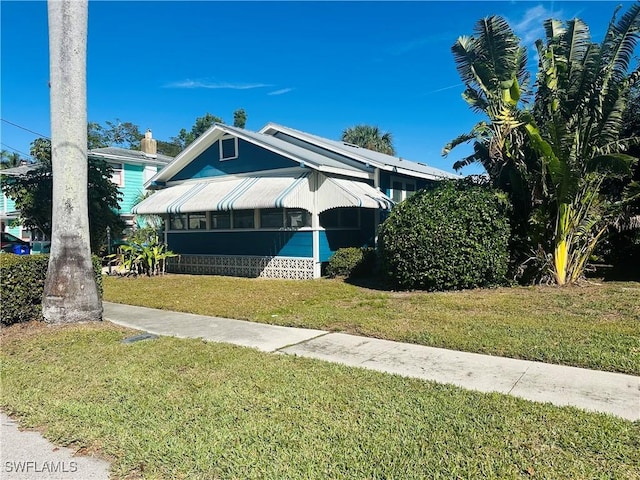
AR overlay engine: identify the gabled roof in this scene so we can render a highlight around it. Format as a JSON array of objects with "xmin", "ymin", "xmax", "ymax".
[
  {"xmin": 148, "ymin": 123, "xmax": 372, "ymax": 187},
  {"xmin": 89, "ymin": 147, "xmax": 173, "ymax": 166},
  {"xmin": 259, "ymin": 123, "xmax": 460, "ymax": 181}
]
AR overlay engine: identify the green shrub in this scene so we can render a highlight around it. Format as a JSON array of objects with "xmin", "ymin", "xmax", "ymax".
[
  {"xmin": 326, "ymin": 247, "xmax": 377, "ymax": 278},
  {"xmin": 379, "ymin": 180, "xmax": 511, "ymax": 291},
  {"xmin": 0, "ymin": 254, "xmax": 103, "ymax": 326}
]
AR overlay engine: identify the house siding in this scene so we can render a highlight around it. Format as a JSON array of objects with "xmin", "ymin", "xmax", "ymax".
[
  {"xmin": 0, "ymin": 194, "xmax": 16, "ymax": 215},
  {"xmin": 319, "ymin": 229, "xmax": 375, "ymax": 262},
  {"xmin": 167, "ymin": 230, "xmax": 314, "ymax": 257},
  {"xmin": 0, "ymin": 194, "xmax": 22, "ymax": 237},
  {"xmin": 118, "ymin": 164, "xmax": 146, "ymax": 214},
  {"xmin": 166, "ymin": 225, "xmax": 375, "ymax": 262},
  {"xmin": 171, "ymin": 139, "xmax": 297, "ymax": 182}
]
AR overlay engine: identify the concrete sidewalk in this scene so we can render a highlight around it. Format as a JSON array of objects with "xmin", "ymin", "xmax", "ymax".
[
  {"xmin": 103, "ymin": 302, "xmax": 640, "ymax": 421},
  {"xmin": 0, "ymin": 413, "xmax": 110, "ymax": 480}
]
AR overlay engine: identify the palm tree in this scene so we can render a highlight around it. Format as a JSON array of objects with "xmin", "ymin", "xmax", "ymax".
[
  {"xmin": 43, "ymin": 0, "xmax": 101, "ymax": 323},
  {"xmin": 0, "ymin": 150, "xmax": 24, "ymax": 169},
  {"xmin": 527, "ymin": 5, "xmax": 640, "ymax": 285},
  {"xmin": 443, "ymin": 16, "xmax": 532, "ymax": 174},
  {"xmin": 445, "ymin": 6, "xmax": 640, "ymax": 285},
  {"xmin": 341, "ymin": 125, "xmax": 396, "ymax": 155},
  {"xmin": 442, "ymin": 16, "xmax": 539, "ymax": 273}
]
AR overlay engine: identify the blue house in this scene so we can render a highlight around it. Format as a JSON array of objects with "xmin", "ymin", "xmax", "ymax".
[{"xmin": 134, "ymin": 123, "xmax": 458, "ymax": 279}]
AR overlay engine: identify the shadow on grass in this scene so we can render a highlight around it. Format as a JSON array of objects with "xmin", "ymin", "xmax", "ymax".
[{"xmin": 342, "ymin": 274, "xmax": 399, "ymax": 292}]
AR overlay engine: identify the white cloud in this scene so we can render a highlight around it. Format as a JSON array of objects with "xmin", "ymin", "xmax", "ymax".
[
  {"xmin": 164, "ymin": 79, "xmax": 271, "ymax": 90},
  {"xmin": 387, "ymin": 33, "xmax": 454, "ymax": 56},
  {"xmin": 267, "ymin": 88, "xmax": 294, "ymax": 96},
  {"xmin": 509, "ymin": 4, "xmax": 563, "ymax": 46}
]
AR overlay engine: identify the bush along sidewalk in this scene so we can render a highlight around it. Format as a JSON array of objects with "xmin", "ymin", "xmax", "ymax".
[
  {"xmin": 0, "ymin": 254, "xmax": 103, "ymax": 326},
  {"xmin": 379, "ymin": 180, "xmax": 511, "ymax": 291}
]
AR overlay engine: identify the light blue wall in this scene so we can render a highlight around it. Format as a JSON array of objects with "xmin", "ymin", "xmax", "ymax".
[
  {"xmin": 118, "ymin": 163, "xmax": 145, "ymax": 214},
  {"xmin": 0, "ymin": 193, "xmax": 21, "ymax": 237},
  {"xmin": 0, "ymin": 194, "xmax": 16, "ymax": 213}
]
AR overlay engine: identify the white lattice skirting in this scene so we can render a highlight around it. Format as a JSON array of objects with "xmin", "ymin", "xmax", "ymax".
[{"xmin": 166, "ymin": 255, "xmax": 315, "ymax": 280}]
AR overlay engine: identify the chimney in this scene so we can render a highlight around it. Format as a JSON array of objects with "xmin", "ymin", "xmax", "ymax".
[{"xmin": 141, "ymin": 129, "xmax": 157, "ymax": 157}]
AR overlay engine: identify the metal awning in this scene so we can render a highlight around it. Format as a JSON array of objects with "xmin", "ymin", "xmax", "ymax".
[{"xmin": 132, "ymin": 173, "xmax": 394, "ymax": 215}]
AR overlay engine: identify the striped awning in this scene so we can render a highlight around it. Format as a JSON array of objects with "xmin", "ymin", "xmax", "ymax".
[{"xmin": 132, "ymin": 173, "xmax": 393, "ymax": 215}]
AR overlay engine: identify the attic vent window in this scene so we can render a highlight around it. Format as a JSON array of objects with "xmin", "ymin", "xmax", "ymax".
[{"xmin": 220, "ymin": 136, "xmax": 238, "ymax": 161}]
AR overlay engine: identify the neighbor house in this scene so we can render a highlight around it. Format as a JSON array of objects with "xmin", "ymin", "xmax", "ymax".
[
  {"xmin": 89, "ymin": 130, "xmax": 174, "ymax": 233},
  {"xmin": 0, "ymin": 131, "xmax": 173, "ymax": 247},
  {"xmin": 133, "ymin": 123, "xmax": 458, "ymax": 279},
  {"xmin": 1, "ymin": 163, "xmax": 34, "ymax": 240}
]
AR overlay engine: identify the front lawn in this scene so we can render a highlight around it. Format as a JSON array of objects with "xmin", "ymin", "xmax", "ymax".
[
  {"xmin": 1, "ymin": 323, "xmax": 638, "ymax": 479},
  {"xmin": 104, "ymin": 276, "xmax": 640, "ymax": 375}
]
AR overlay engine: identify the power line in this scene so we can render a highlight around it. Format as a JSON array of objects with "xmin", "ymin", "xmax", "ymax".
[
  {"xmin": 0, "ymin": 143, "xmax": 33, "ymax": 159},
  {"xmin": 1, "ymin": 118, "xmax": 50, "ymax": 139}
]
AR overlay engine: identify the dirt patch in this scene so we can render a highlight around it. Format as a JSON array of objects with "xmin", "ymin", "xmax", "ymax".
[{"xmin": 0, "ymin": 320, "xmax": 126, "ymax": 342}]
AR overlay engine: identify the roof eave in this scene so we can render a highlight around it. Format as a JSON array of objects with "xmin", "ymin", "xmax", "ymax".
[
  {"xmin": 260, "ymin": 123, "xmax": 460, "ymax": 180},
  {"xmin": 88, "ymin": 151, "xmax": 170, "ymax": 166}
]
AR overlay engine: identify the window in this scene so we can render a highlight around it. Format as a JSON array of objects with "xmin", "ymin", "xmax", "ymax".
[
  {"xmin": 109, "ymin": 163, "xmax": 124, "ymax": 187},
  {"xmin": 391, "ymin": 177, "xmax": 416, "ymax": 202},
  {"xmin": 260, "ymin": 208, "xmax": 284, "ymax": 229},
  {"xmin": 220, "ymin": 136, "xmax": 238, "ymax": 161},
  {"xmin": 211, "ymin": 211, "xmax": 231, "ymax": 229},
  {"xmin": 286, "ymin": 209, "xmax": 310, "ymax": 228},
  {"xmin": 320, "ymin": 208, "xmax": 360, "ymax": 229},
  {"xmin": 233, "ymin": 209, "xmax": 254, "ymax": 229},
  {"xmin": 169, "ymin": 213, "xmax": 187, "ymax": 230},
  {"xmin": 188, "ymin": 212, "xmax": 207, "ymax": 230}
]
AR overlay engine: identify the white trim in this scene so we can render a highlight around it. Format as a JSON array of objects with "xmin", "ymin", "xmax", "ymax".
[
  {"xmin": 219, "ymin": 135, "xmax": 239, "ymax": 161},
  {"xmin": 390, "ymin": 175, "xmax": 417, "ymax": 202},
  {"xmin": 108, "ymin": 162, "xmax": 124, "ymax": 187}
]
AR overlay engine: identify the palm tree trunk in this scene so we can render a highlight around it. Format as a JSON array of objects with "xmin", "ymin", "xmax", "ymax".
[{"xmin": 43, "ymin": 0, "xmax": 101, "ymax": 323}]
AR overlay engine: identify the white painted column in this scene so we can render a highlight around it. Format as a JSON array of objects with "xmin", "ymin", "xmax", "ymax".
[
  {"xmin": 312, "ymin": 171, "xmax": 321, "ymax": 278},
  {"xmin": 373, "ymin": 167, "xmax": 381, "ymax": 247}
]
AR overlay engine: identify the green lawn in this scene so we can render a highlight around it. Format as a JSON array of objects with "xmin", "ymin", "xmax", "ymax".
[
  {"xmin": 2, "ymin": 323, "xmax": 639, "ymax": 479},
  {"xmin": 104, "ymin": 276, "xmax": 640, "ymax": 375}
]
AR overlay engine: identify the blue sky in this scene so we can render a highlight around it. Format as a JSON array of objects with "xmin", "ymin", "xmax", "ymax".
[{"xmin": 1, "ymin": 1, "xmax": 636, "ymax": 175}]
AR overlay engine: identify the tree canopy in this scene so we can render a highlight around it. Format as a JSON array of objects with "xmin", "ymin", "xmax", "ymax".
[
  {"xmin": 233, "ymin": 108, "xmax": 247, "ymax": 128},
  {"xmin": 0, "ymin": 150, "xmax": 26, "ymax": 169},
  {"xmin": 1, "ymin": 138, "xmax": 124, "ymax": 253},
  {"xmin": 88, "ymin": 120, "xmax": 142, "ymax": 150},
  {"xmin": 173, "ymin": 113, "xmax": 224, "ymax": 150},
  {"xmin": 341, "ymin": 125, "xmax": 396, "ymax": 155}
]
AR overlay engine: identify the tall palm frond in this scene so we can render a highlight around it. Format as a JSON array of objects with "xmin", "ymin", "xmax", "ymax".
[{"xmin": 341, "ymin": 125, "xmax": 396, "ymax": 155}]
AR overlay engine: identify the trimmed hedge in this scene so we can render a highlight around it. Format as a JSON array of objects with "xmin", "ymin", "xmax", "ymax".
[
  {"xmin": 379, "ymin": 180, "xmax": 511, "ymax": 291},
  {"xmin": 326, "ymin": 247, "xmax": 377, "ymax": 278},
  {"xmin": 0, "ymin": 254, "xmax": 103, "ymax": 326}
]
